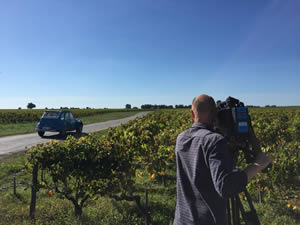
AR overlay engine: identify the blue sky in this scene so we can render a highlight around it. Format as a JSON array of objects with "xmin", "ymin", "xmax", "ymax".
[{"xmin": 0, "ymin": 0, "xmax": 299, "ymax": 109}]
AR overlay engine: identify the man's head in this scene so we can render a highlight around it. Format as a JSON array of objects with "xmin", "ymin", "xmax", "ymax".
[{"xmin": 191, "ymin": 94, "xmax": 216, "ymax": 124}]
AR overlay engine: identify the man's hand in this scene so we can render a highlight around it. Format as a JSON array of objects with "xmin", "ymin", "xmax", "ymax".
[
  {"xmin": 253, "ymin": 152, "xmax": 273, "ymax": 169},
  {"xmin": 244, "ymin": 152, "xmax": 273, "ymax": 182}
]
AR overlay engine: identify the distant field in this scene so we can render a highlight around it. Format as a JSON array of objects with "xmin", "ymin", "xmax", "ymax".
[
  {"xmin": 0, "ymin": 109, "xmax": 143, "ymax": 137},
  {"xmin": 0, "ymin": 108, "xmax": 141, "ymax": 124},
  {"xmin": 248, "ymin": 106, "xmax": 300, "ymax": 113}
]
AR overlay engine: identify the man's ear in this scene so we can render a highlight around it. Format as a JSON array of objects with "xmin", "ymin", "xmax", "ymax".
[{"xmin": 190, "ymin": 109, "xmax": 196, "ymax": 120}]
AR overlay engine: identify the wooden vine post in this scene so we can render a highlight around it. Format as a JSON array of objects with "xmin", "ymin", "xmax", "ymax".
[
  {"xmin": 29, "ymin": 164, "xmax": 38, "ymax": 219},
  {"xmin": 13, "ymin": 176, "xmax": 16, "ymax": 196},
  {"xmin": 145, "ymin": 189, "xmax": 150, "ymax": 225}
]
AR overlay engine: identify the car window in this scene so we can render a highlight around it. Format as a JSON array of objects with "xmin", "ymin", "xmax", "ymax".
[
  {"xmin": 69, "ymin": 112, "xmax": 74, "ymax": 120},
  {"xmin": 43, "ymin": 111, "xmax": 59, "ymax": 118},
  {"xmin": 60, "ymin": 113, "xmax": 65, "ymax": 120},
  {"xmin": 65, "ymin": 112, "xmax": 70, "ymax": 120}
]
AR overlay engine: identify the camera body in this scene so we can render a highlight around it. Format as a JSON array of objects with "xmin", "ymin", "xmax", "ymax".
[
  {"xmin": 215, "ymin": 96, "xmax": 255, "ymax": 163},
  {"xmin": 215, "ymin": 97, "xmax": 250, "ymax": 142}
]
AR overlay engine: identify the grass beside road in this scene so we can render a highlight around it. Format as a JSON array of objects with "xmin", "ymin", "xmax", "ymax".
[{"xmin": 0, "ymin": 111, "xmax": 141, "ymax": 138}]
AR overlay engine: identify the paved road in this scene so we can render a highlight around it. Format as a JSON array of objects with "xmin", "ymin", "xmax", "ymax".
[{"xmin": 0, "ymin": 112, "xmax": 149, "ymax": 158}]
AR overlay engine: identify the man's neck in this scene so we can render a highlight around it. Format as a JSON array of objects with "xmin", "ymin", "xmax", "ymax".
[{"xmin": 194, "ymin": 119, "xmax": 212, "ymax": 126}]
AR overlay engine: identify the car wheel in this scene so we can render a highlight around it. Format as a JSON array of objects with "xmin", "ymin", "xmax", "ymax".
[
  {"xmin": 76, "ymin": 124, "xmax": 83, "ymax": 134},
  {"xmin": 38, "ymin": 131, "xmax": 45, "ymax": 137}
]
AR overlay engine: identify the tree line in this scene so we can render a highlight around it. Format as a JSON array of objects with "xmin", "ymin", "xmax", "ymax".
[{"xmin": 139, "ymin": 104, "xmax": 191, "ymax": 109}]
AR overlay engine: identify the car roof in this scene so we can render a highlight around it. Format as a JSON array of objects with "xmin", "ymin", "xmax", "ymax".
[
  {"xmin": 44, "ymin": 110, "xmax": 60, "ymax": 113},
  {"xmin": 44, "ymin": 110, "xmax": 71, "ymax": 113}
]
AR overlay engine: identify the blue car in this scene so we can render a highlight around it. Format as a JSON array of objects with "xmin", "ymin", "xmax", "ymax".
[{"xmin": 35, "ymin": 110, "xmax": 83, "ymax": 137}]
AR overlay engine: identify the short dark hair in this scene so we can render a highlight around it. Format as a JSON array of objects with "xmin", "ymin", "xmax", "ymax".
[{"xmin": 192, "ymin": 95, "xmax": 216, "ymax": 117}]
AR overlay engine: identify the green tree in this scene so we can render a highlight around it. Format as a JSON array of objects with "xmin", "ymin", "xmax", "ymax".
[{"xmin": 27, "ymin": 102, "xmax": 36, "ymax": 109}]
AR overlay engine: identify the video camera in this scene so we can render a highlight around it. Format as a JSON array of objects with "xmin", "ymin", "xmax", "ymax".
[{"xmin": 215, "ymin": 96, "xmax": 260, "ymax": 164}]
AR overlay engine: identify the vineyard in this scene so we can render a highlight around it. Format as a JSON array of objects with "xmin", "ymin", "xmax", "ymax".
[{"xmin": 1, "ymin": 107, "xmax": 299, "ymax": 224}]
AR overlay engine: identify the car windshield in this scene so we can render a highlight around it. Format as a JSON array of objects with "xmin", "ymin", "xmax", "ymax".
[{"xmin": 43, "ymin": 111, "xmax": 59, "ymax": 118}]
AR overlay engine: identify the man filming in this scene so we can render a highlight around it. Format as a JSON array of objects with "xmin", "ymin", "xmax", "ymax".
[{"xmin": 173, "ymin": 94, "xmax": 272, "ymax": 225}]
